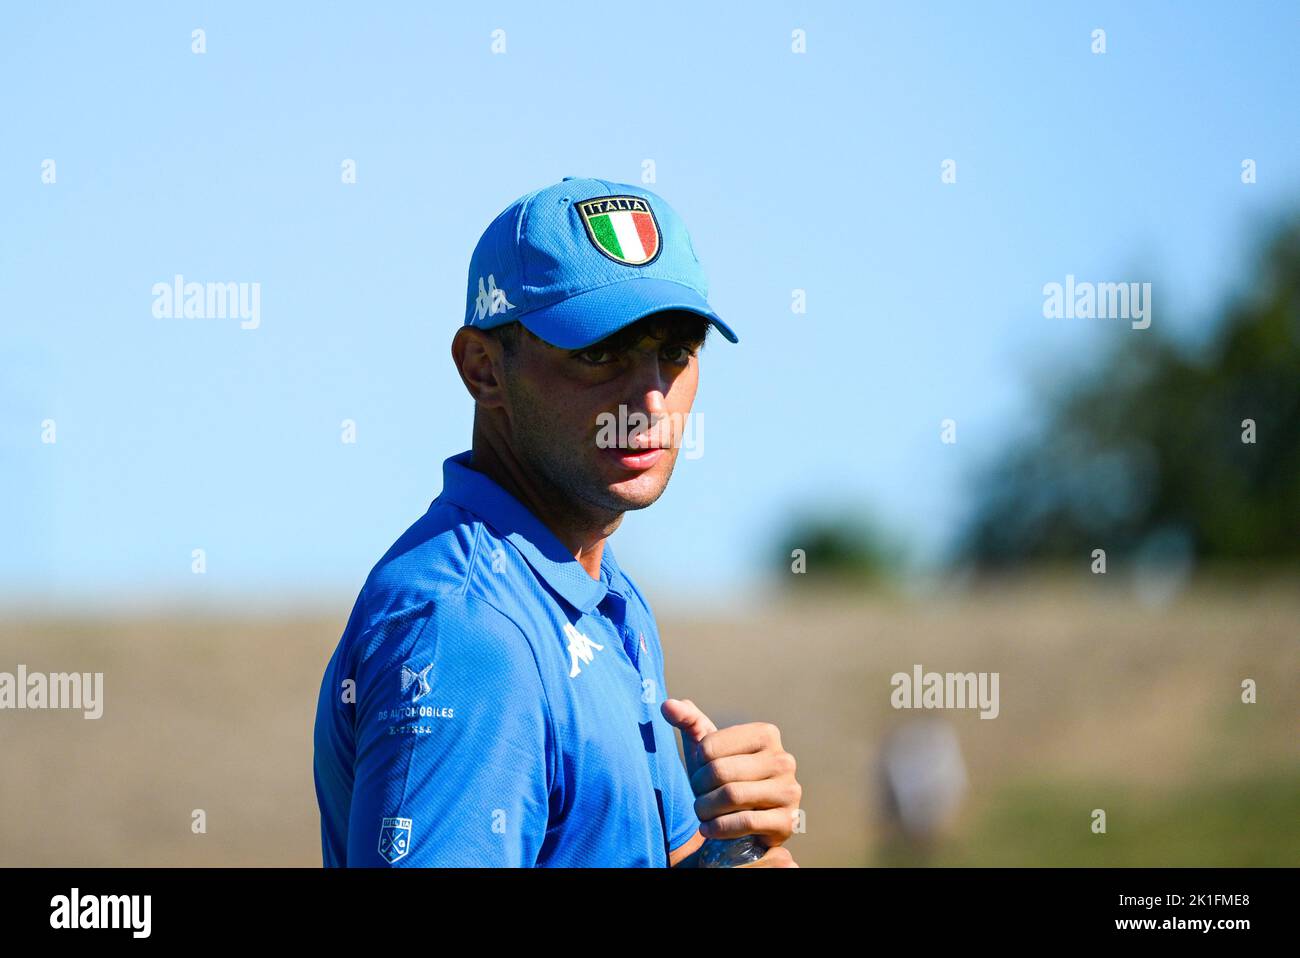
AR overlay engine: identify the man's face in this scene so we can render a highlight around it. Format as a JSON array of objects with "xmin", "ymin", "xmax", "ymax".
[{"xmin": 501, "ymin": 312, "xmax": 707, "ymax": 515}]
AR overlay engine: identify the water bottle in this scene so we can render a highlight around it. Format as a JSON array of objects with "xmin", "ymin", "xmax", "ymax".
[{"xmin": 696, "ymin": 835, "xmax": 767, "ymax": 868}]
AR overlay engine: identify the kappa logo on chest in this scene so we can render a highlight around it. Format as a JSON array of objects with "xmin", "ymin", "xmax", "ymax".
[{"xmin": 563, "ymin": 622, "xmax": 605, "ymax": 678}]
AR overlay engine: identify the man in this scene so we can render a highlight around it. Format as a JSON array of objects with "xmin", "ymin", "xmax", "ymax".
[{"xmin": 313, "ymin": 176, "xmax": 801, "ymax": 867}]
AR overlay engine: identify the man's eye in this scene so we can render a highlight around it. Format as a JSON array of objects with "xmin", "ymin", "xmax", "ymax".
[
  {"xmin": 579, "ymin": 349, "xmax": 616, "ymax": 365},
  {"xmin": 663, "ymin": 344, "xmax": 694, "ymax": 364}
]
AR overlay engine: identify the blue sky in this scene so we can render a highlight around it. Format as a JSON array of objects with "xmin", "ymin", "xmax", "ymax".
[{"xmin": 2, "ymin": 1, "xmax": 1296, "ymax": 610}]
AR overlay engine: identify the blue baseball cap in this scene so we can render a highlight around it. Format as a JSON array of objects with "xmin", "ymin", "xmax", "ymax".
[{"xmin": 463, "ymin": 176, "xmax": 739, "ymax": 349}]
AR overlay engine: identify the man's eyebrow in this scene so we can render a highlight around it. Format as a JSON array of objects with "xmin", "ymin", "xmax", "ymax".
[
  {"xmin": 567, "ymin": 331, "xmax": 634, "ymax": 354},
  {"xmin": 566, "ymin": 318, "xmax": 707, "ymax": 356},
  {"xmin": 567, "ymin": 340, "xmax": 615, "ymax": 356}
]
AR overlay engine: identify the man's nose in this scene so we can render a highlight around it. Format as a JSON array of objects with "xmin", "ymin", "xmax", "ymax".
[{"xmin": 627, "ymin": 352, "xmax": 668, "ymax": 427}]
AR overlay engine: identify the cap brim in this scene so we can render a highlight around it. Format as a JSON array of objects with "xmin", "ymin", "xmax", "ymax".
[{"xmin": 514, "ymin": 277, "xmax": 739, "ymax": 349}]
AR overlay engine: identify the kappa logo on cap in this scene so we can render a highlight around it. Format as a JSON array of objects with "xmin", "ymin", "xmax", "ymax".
[
  {"xmin": 576, "ymin": 195, "xmax": 662, "ymax": 267},
  {"xmin": 473, "ymin": 273, "xmax": 515, "ymax": 321}
]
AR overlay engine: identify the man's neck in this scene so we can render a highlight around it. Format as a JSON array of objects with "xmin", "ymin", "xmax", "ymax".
[{"xmin": 468, "ymin": 441, "xmax": 621, "ymax": 581}]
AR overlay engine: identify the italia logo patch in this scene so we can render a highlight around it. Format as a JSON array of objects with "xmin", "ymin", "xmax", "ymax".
[{"xmin": 576, "ymin": 195, "xmax": 662, "ymax": 266}]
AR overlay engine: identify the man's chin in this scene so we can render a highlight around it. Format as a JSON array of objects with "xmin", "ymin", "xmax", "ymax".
[
  {"xmin": 602, "ymin": 474, "xmax": 669, "ymax": 510},
  {"xmin": 595, "ymin": 458, "xmax": 675, "ymax": 510}
]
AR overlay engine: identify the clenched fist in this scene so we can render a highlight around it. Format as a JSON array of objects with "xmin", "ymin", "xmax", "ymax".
[{"xmin": 661, "ymin": 698, "xmax": 801, "ymax": 865}]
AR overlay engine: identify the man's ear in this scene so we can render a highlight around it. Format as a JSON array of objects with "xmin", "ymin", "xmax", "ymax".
[{"xmin": 451, "ymin": 326, "xmax": 509, "ymax": 410}]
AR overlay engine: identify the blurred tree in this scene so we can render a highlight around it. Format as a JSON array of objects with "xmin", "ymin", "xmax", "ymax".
[
  {"xmin": 955, "ymin": 216, "xmax": 1300, "ymax": 568},
  {"xmin": 772, "ymin": 506, "xmax": 904, "ymax": 587}
]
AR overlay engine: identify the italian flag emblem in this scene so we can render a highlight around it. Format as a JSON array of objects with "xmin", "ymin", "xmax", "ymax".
[{"xmin": 576, "ymin": 195, "xmax": 662, "ymax": 266}]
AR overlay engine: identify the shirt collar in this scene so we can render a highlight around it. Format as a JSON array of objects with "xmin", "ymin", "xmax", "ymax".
[{"xmin": 436, "ymin": 449, "xmax": 625, "ymax": 615}]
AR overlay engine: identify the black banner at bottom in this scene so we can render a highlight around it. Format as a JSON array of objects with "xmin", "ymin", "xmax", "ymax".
[{"xmin": 0, "ymin": 867, "xmax": 1289, "ymax": 943}]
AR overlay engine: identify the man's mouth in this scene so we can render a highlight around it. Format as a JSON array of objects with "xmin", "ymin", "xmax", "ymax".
[{"xmin": 600, "ymin": 443, "xmax": 666, "ymax": 471}]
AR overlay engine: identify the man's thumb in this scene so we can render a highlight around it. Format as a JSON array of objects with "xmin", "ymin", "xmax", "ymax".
[{"xmin": 661, "ymin": 698, "xmax": 717, "ymax": 743}]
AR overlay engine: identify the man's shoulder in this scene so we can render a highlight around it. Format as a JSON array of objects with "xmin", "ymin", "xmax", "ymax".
[
  {"xmin": 353, "ymin": 497, "xmax": 514, "ymax": 634},
  {"xmin": 347, "ymin": 558, "xmax": 541, "ymax": 691}
]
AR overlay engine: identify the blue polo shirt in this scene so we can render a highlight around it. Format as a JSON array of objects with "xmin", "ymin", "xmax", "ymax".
[{"xmin": 312, "ymin": 449, "xmax": 703, "ymax": 866}]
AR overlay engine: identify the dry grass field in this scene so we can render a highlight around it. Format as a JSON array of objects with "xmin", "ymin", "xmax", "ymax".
[{"xmin": 1, "ymin": 574, "xmax": 1295, "ymax": 866}]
